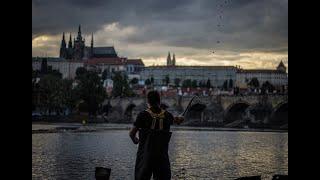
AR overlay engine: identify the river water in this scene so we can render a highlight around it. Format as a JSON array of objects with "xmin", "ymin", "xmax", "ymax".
[{"xmin": 32, "ymin": 124, "xmax": 288, "ymax": 180}]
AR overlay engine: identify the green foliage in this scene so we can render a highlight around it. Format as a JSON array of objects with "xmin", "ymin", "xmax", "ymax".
[
  {"xmin": 38, "ymin": 74, "xmax": 68, "ymax": 115},
  {"xmin": 182, "ymin": 79, "xmax": 192, "ymax": 88},
  {"xmin": 248, "ymin": 77, "xmax": 260, "ymax": 88},
  {"xmin": 261, "ymin": 81, "xmax": 275, "ymax": 93},
  {"xmin": 130, "ymin": 77, "xmax": 139, "ymax": 85},
  {"xmin": 145, "ymin": 79, "xmax": 151, "ymax": 86},
  {"xmin": 228, "ymin": 79, "xmax": 233, "ymax": 89},
  {"xmin": 112, "ymin": 72, "xmax": 134, "ymax": 97},
  {"xmin": 75, "ymin": 70, "xmax": 107, "ymax": 115},
  {"xmin": 191, "ymin": 80, "xmax": 197, "ymax": 88},
  {"xmin": 75, "ymin": 67, "xmax": 87, "ymax": 78},
  {"xmin": 223, "ymin": 80, "xmax": 228, "ymax": 90},
  {"xmin": 165, "ymin": 75, "xmax": 170, "ymax": 86},
  {"xmin": 206, "ymin": 79, "xmax": 212, "ymax": 88},
  {"xmin": 101, "ymin": 69, "xmax": 109, "ymax": 81},
  {"xmin": 174, "ymin": 78, "xmax": 181, "ymax": 87}
]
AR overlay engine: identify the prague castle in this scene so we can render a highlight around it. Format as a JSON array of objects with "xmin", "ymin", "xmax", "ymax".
[
  {"xmin": 59, "ymin": 25, "xmax": 118, "ymax": 60},
  {"xmin": 33, "ymin": 25, "xmax": 287, "ymax": 90}
]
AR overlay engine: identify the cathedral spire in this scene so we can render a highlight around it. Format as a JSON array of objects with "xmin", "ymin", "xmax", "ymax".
[
  {"xmin": 68, "ymin": 33, "xmax": 73, "ymax": 48},
  {"xmin": 172, "ymin": 53, "xmax": 176, "ymax": 66},
  {"xmin": 91, "ymin": 33, "xmax": 94, "ymax": 47},
  {"xmin": 77, "ymin": 24, "xmax": 82, "ymax": 40},
  {"xmin": 59, "ymin": 32, "xmax": 67, "ymax": 58},
  {"xmin": 61, "ymin": 32, "xmax": 66, "ymax": 47},
  {"xmin": 90, "ymin": 33, "xmax": 94, "ymax": 58},
  {"xmin": 167, "ymin": 52, "xmax": 171, "ymax": 66}
]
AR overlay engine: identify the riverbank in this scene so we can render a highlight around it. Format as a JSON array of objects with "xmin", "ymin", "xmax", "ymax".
[{"xmin": 32, "ymin": 122, "xmax": 288, "ymax": 134}]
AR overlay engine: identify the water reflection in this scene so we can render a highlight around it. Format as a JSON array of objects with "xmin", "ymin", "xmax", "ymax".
[{"xmin": 32, "ymin": 130, "xmax": 287, "ymax": 180}]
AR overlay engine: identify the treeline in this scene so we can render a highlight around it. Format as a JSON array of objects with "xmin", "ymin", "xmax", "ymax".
[
  {"xmin": 32, "ymin": 65, "xmax": 139, "ymax": 116},
  {"xmin": 32, "ymin": 67, "xmax": 107, "ymax": 116}
]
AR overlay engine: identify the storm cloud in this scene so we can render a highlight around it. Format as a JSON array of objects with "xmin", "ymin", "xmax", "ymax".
[{"xmin": 32, "ymin": 0, "xmax": 288, "ymax": 69}]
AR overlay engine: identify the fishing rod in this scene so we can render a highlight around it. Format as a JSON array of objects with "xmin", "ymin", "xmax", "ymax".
[{"xmin": 180, "ymin": 95, "xmax": 199, "ymax": 117}]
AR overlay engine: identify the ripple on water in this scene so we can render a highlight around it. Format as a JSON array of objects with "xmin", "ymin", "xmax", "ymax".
[{"xmin": 32, "ymin": 130, "xmax": 287, "ymax": 179}]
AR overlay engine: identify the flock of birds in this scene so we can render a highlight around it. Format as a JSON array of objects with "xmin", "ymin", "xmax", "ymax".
[{"xmin": 212, "ymin": 0, "xmax": 231, "ymax": 54}]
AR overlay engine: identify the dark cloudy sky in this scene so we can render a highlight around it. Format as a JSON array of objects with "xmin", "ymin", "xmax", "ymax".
[{"xmin": 32, "ymin": 0, "xmax": 288, "ymax": 69}]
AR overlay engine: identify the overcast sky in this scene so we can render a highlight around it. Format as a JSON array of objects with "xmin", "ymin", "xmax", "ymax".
[{"xmin": 32, "ymin": 0, "xmax": 288, "ymax": 69}]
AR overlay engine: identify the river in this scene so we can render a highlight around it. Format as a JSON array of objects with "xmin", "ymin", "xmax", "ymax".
[{"xmin": 32, "ymin": 124, "xmax": 288, "ymax": 180}]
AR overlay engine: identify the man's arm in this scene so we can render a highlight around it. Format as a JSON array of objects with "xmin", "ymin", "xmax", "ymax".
[{"xmin": 129, "ymin": 126, "xmax": 139, "ymax": 144}]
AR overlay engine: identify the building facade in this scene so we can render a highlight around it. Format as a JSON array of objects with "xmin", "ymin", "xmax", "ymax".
[
  {"xmin": 141, "ymin": 65, "xmax": 237, "ymax": 87},
  {"xmin": 125, "ymin": 59, "xmax": 144, "ymax": 80},
  {"xmin": 236, "ymin": 61, "xmax": 288, "ymax": 89},
  {"xmin": 141, "ymin": 53, "xmax": 287, "ymax": 89},
  {"xmin": 32, "ymin": 57, "xmax": 84, "ymax": 79},
  {"xmin": 33, "ymin": 54, "xmax": 145, "ymax": 81}
]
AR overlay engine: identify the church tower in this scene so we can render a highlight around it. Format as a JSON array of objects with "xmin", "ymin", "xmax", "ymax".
[
  {"xmin": 172, "ymin": 53, "xmax": 176, "ymax": 66},
  {"xmin": 73, "ymin": 25, "xmax": 85, "ymax": 60},
  {"xmin": 90, "ymin": 33, "xmax": 94, "ymax": 58},
  {"xmin": 167, "ymin": 52, "xmax": 171, "ymax": 66},
  {"xmin": 67, "ymin": 34, "xmax": 73, "ymax": 59},
  {"xmin": 59, "ymin": 32, "xmax": 67, "ymax": 58},
  {"xmin": 277, "ymin": 61, "xmax": 287, "ymax": 73}
]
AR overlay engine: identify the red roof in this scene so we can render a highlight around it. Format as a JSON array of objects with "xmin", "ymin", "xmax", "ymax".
[
  {"xmin": 84, "ymin": 57, "xmax": 126, "ymax": 65},
  {"xmin": 126, "ymin": 59, "xmax": 144, "ymax": 66}
]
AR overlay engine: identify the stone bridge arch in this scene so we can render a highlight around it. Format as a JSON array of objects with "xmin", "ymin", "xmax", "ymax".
[
  {"xmin": 184, "ymin": 103, "xmax": 207, "ymax": 123},
  {"xmin": 123, "ymin": 103, "xmax": 137, "ymax": 122},
  {"xmin": 220, "ymin": 96, "xmax": 259, "ymax": 111},
  {"xmin": 269, "ymin": 101, "xmax": 288, "ymax": 126},
  {"xmin": 224, "ymin": 100, "xmax": 251, "ymax": 123}
]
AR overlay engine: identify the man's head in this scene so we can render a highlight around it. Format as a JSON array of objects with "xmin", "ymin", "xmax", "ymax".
[{"xmin": 147, "ymin": 90, "xmax": 161, "ymax": 107}]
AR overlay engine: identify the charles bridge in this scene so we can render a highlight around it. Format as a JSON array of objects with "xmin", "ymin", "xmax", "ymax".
[{"xmin": 102, "ymin": 95, "xmax": 288, "ymax": 127}]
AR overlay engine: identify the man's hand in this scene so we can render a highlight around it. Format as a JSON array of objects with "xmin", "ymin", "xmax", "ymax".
[
  {"xmin": 129, "ymin": 126, "xmax": 139, "ymax": 144},
  {"xmin": 132, "ymin": 137, "xmax": 139, "ymax": 144},
  {"xmin": 174, "ymin": 116, "xmax": 184, "ymax": 125}
]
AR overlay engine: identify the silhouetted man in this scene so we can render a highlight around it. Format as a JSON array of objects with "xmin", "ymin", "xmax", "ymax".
[{"xmin": 129, "ymin": 90, "xmax": 184, "ymax": 180}]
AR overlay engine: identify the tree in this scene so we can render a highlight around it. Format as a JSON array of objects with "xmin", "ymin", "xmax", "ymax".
[
  {"xmin": 111, "ymin": 72, "xmax": 134, "ymax": 97},
  {"xmin": 261, "ymin": 81, "xmax": 275, "ymax": 93},
  {"xmin": 101, "ymin": 69, "xmax": 109, "ymax": 81},
  {"xmin": 75, "ymin": 70, "xmax": 107, "ymax": 115},
  {"xmin": 248, "ymin": 77, "xmax": 260, "ymax": 88},
  {"xmin": 174, "ymin": 78, "xmax": 181, "ymax": 87},
  {"xmin": 228, "ymin": 79, "xmax": 233, "ymax": 89},
  {"xmin": 130, "ymin": 78, "xmax": 139, "ymax": 85},
  {"xmin": 38, "ymin": 74, "xmax": 65, "ymax": 115},
  {"xmin": 223, "ymin": 80, "xmax": 228, "ymax": 90},
  {"xmin": 47, "ymin": 68, "xmax": 62, "ymax": 79},
  {"xmin": 191, "ymin": 80, "xmax": 197, "ymax": 88},
  {"xmin": 61, "ymin": 79, "xmax": 77, "ymax": 112},
  {"xmin": 182, "ymin": 79, "xmax": 192, "ymax": 88},
  {"xmin": 40, "ymin": 58, "xmax": 48, "ymax": 74},
  {"xmin": 32, "ymin": 70, "xmax": 40, "ymax": 111},
  {"xmin": 165, "ymin": 75, "xmax": 170, "ymax": 86},
  {"xmin": 206, "ymin": 79, "xmax": 212, "ymax": 88},
  {"xmin": 145, "ymin": 79, "xmax": 151, "ymax": 86},
  {"xmin": 32, "ymin": 69, "xmax": 41, "ymax": 80},
  {"xmin": 76, "ymin": 67, "xmax": 87, "ymax": 78}
]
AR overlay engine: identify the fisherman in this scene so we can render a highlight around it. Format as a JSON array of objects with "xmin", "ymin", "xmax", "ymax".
[{"xmin": 129, "ymin": 90, "xmax": 184, "ymax": 180}]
